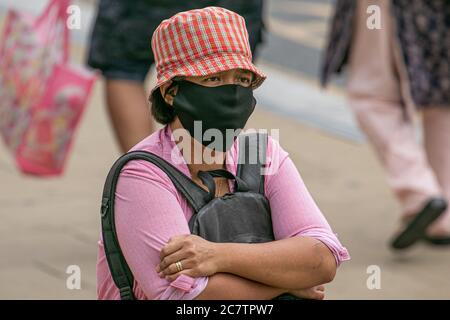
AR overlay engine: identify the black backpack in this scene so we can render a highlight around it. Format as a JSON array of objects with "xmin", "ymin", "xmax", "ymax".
[{"xmin": 100, "ymin": 132, "xmax": 296, "ymax": 300}]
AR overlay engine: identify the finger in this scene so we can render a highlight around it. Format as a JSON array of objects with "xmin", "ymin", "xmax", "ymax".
[
  {"xmin": 161, "ymin": 259, "xmax": 191, "ymax": 277},
  {"xmin": 158, "ymin": 263, "xmax": 178, "ymax": 278},
  {"xmin": 160, "ymin": 235, "xmax": 188, "ymax": 259},
  {"xmin": 314, "ymin": 290, "xmax": 325, "ymax": 300},
  {"xmin": 316, "ymin": 285, "xmax": 325, "ymax": 292},
  {"xmin": 165, "ymin": 271, "xmax": 182, "ymax": 282},
  {"xmin": 159, "ymin": 250, "xmax": 189, "ymax": 273}
]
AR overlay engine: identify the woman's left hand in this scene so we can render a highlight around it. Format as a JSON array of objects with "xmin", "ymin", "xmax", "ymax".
[{"xmin": 156, "ymin": 234, "xmax": 221, "ymax": 281}]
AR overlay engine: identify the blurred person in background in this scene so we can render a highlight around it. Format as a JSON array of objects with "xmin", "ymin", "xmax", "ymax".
[
  {"xmin": 321, "ymin": 0, "xmax": 450, "ymax": 249},
  {"xmin": 86, "ymin": 0, "xmax": 265, "ymax": 153}
]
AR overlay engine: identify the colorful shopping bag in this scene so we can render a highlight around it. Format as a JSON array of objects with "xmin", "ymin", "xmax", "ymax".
[{"xmin": 0, "ymin": 0, "xmax": 95, "ymax": 176}]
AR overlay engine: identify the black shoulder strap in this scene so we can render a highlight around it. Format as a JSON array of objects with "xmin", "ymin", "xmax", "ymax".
[
  {"xmin": 100, "ymin": 150, "xmax": 210, "ymax": 300},
  {"xmin": 236, "ymin": 132, "xmax": 268, "ymax": 194}
]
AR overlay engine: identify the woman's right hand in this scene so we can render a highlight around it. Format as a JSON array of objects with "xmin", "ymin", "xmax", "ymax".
[{"xmin": 288, "ymin": 285, "xmax": 325, "ymax": 300}]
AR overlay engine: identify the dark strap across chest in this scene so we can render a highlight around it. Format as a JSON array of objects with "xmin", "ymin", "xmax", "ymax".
[{"xmin": 100, "ymin": 133, "xmax": 267, "ymax": 300}]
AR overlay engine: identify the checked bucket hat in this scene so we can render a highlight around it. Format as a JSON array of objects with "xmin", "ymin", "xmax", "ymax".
[{"xmin": 150, "ymin": 6, "xmax": 266, "ymax": 95}]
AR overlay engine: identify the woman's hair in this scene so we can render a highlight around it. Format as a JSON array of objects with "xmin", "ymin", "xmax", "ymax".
[{"xmin": 149, "ymin": 88, "xmax": 176, "ymax": 125}]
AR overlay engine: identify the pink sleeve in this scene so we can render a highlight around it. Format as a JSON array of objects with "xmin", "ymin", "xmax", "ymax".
[
  {"xmin": 265, "ymin": 138, "xmax": 350, "ymax": 266},
  {"xmin": 115, "ymin": 160, "xmax": 208, "ymax": 300}
]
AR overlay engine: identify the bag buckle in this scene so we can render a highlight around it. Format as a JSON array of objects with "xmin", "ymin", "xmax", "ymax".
[{"xmin": 119, "ymin": 286, "xmax": 133, "ymax": 300}]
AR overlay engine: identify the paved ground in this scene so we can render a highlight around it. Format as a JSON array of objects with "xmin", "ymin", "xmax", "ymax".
[{"xmin": 0, "ymin": 0, "xmax": 449, "ymax": 299}]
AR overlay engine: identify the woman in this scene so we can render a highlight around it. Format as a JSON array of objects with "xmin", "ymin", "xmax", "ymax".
[
  {"xmin": 321, "ymin": 0, "xmax": 450, "ymax": 249},
  {"xmin": 87, "ymin": 0, "xmax": 265, "ymax": 152},
  {"xmin": 97, "ymin": 7, "xmax": 350, "ymax": 300}
]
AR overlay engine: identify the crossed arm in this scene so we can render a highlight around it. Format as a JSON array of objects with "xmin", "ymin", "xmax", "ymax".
[
  {"xmin": 115, "ymin": 149, "xmax": 348, "ymax": 300},
  {"xmin": 155, "ymin": 154, "xmax": 341, "ymax": 297},
  {"xmin": 156, "ymin": 234, "xmax": 336, "ymax": 299}
]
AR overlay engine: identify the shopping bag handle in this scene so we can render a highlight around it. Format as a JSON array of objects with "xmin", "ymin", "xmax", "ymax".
[
  {"xmin": 36, "ymin": 0, "xmax": 70, "ymax": 26},
  {"xmin": 36, "ymin": 0, "xmax": 71, "ymax": 63}
]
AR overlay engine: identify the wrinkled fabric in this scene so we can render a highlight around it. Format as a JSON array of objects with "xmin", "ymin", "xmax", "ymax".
[
  {"xmin": 97, "ymin": 125, "xmax": 350, "ymax": 299},
  {"xmin": 321, "ymin": 0, "xmax": 450, "ymax": 108}
]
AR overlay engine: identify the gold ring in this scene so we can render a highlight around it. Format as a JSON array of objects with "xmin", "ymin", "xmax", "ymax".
[{"xmin": 175, "ymin": 261, "xmax": 183, "ymax": 272}]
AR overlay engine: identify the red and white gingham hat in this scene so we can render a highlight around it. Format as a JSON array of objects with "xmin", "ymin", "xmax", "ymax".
[{"xmin": 150, "ymin": 6, "xmax": 266, "ymax": 95}]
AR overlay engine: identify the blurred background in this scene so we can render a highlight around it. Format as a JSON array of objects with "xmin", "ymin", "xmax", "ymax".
[{"xmin": 0, "ymin": 0, "xmax": 449, "ymax": 299}]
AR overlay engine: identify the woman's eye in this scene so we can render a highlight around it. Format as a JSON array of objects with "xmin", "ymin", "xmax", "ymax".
[{"xmin": 238, "ymin": 76, "xmax": 252, "ymax": 86}]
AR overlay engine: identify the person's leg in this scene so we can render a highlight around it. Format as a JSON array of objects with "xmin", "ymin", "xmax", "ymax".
[
  {"xmin": 348, "ymin": 101, "xmax": 442, "ymax": 217},
  {"xmin": 347, "ymin": 0, "xmax": 444, "ymax": 237},
  {"xmin": 104, "ymin": 79, "xmax": 154, "ymax": 153},
  {"xmin": 423, "ymin": 107, "xmax": 450, "ymax": 237},
  {"xmin": 86, "ymin": 0, "xmax": 161, "ymax": 153},
  {"xmin": 348, "ymin": 0, "xmax": 442, "ymax": 216}
]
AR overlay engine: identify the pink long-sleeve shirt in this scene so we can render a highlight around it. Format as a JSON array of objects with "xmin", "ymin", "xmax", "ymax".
[{"xmin": 97, "ymin": 125, "xmax": 350, "ymax": 299}]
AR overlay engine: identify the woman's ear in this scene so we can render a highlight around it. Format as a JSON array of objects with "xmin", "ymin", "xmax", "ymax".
[{"xmin": 160, "ymin": 81, "xmax": 178, "ymax": 106}]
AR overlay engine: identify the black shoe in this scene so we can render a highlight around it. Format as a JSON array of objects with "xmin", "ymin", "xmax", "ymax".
[
  {"xmin": 423, "ymin": 235, "xmax": 450, "ymax": 246},
  {"xmin": 390, "ymin": 198, "xmax": 448, "ymax": 250}
]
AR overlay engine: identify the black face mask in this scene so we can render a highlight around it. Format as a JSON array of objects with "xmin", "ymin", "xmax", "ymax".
[{"xmin": 171, "ymin": 80, "xmax": 256, "ymax": 152}]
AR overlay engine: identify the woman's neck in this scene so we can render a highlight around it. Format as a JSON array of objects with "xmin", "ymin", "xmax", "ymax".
[{"xmin": 169, "ymin": 121, "xmax": 226, "ymax": 178}]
